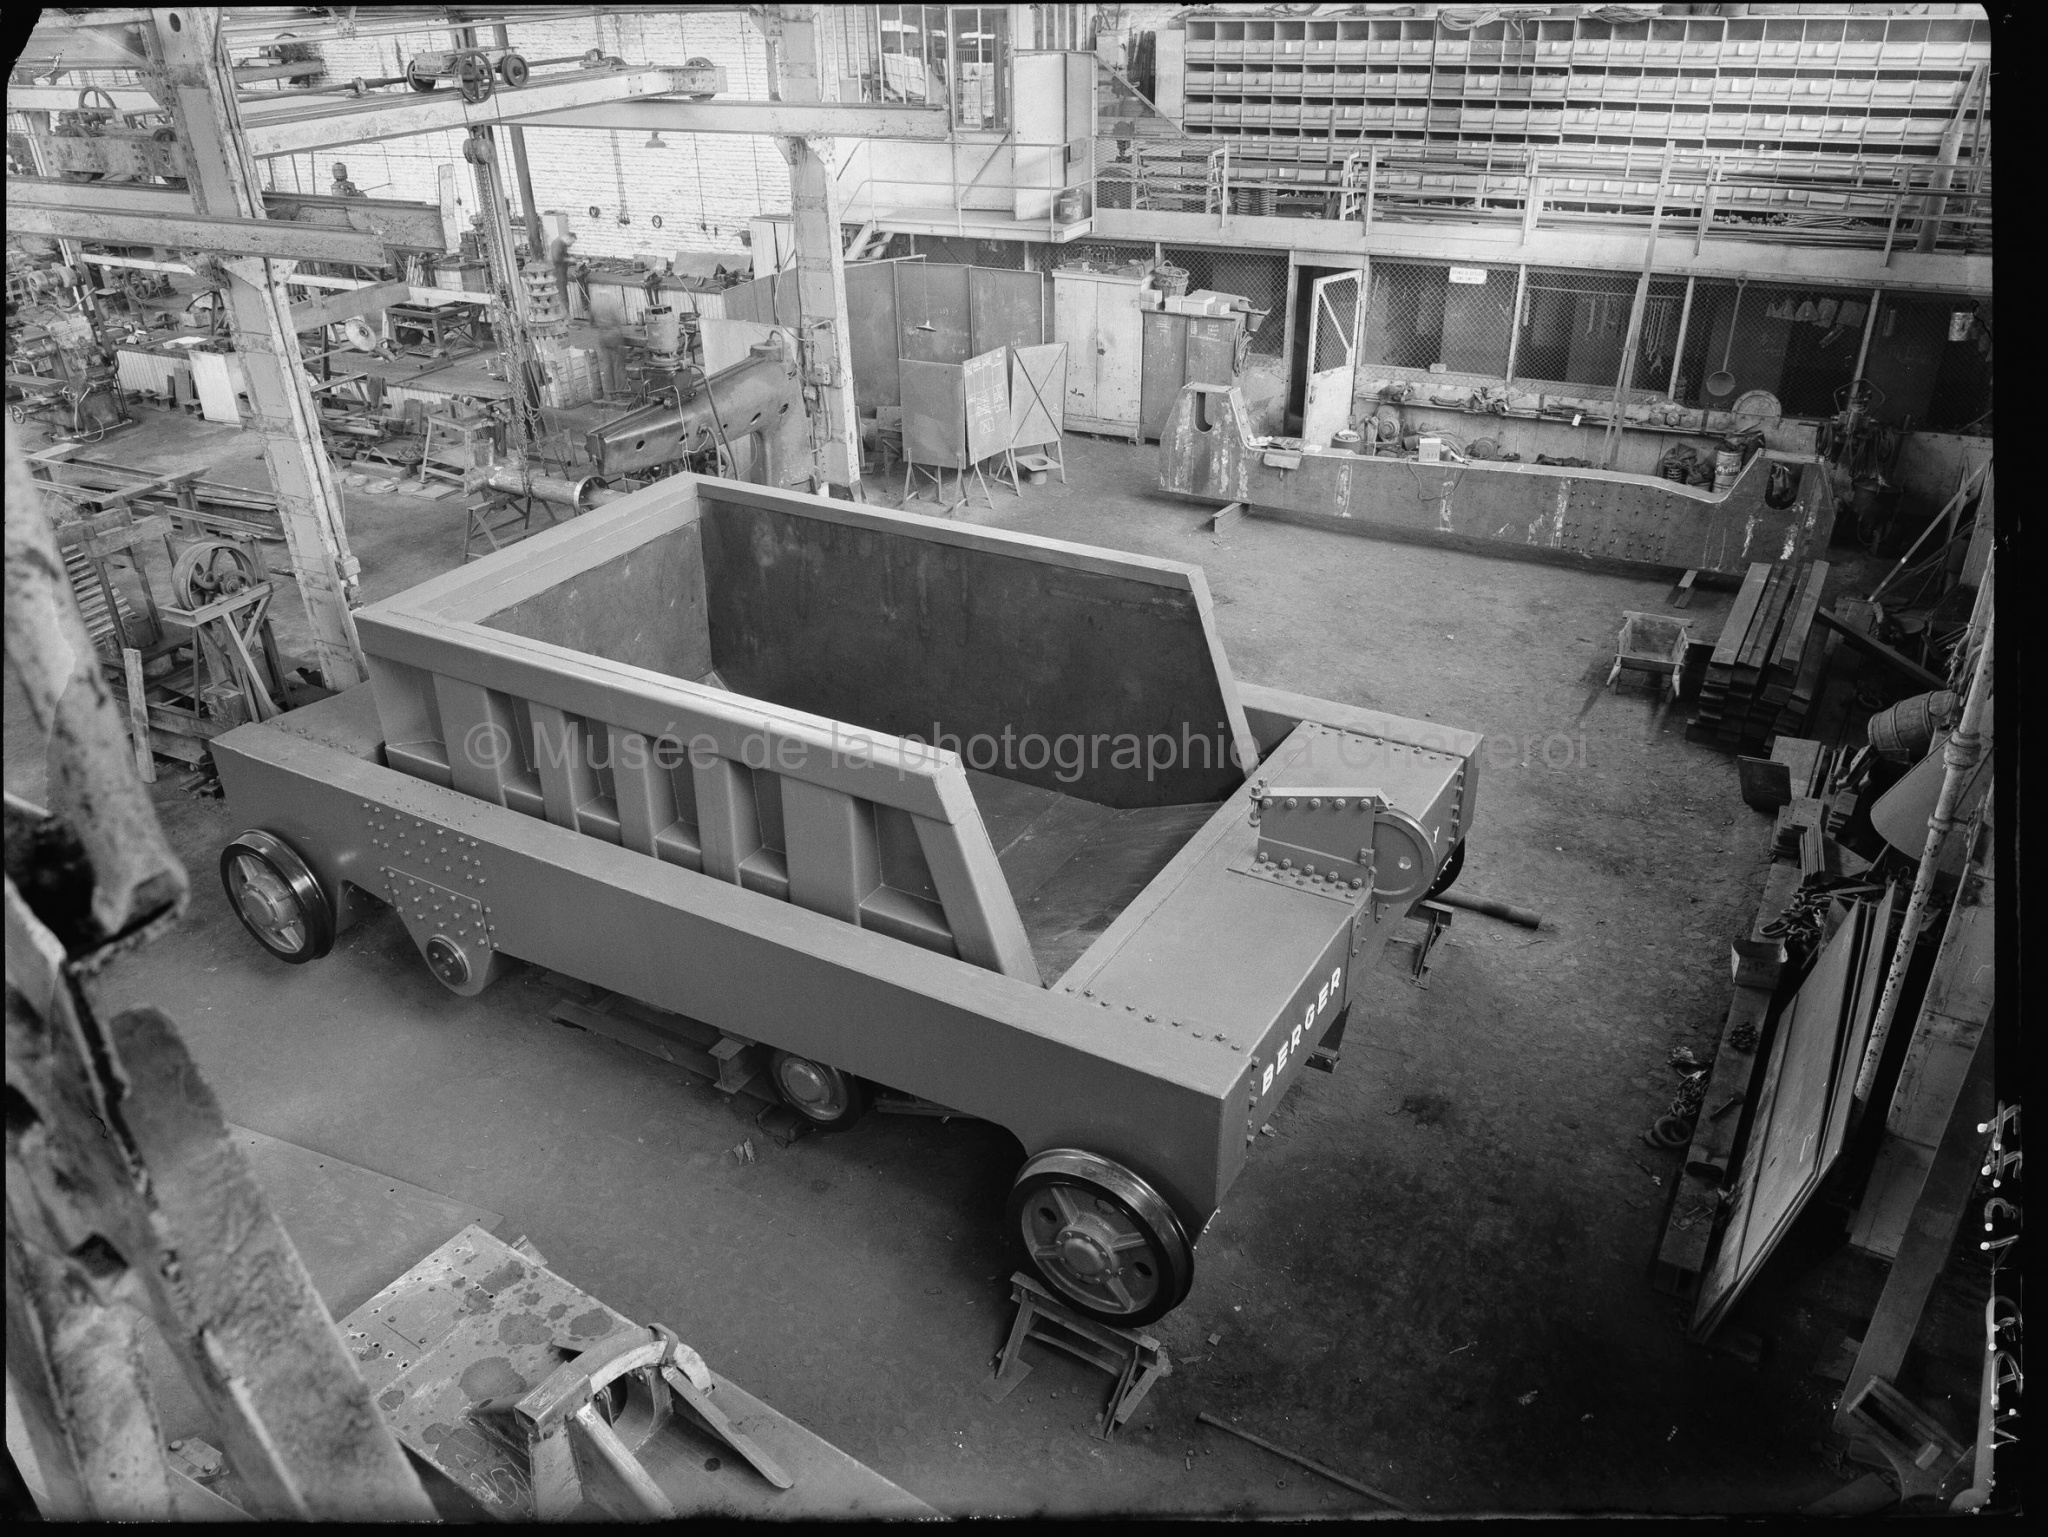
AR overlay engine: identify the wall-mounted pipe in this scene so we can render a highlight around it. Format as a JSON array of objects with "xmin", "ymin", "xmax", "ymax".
[{"xmin": 1853, "ymin": 553, "xmax": 1993, "ymax": 1102}]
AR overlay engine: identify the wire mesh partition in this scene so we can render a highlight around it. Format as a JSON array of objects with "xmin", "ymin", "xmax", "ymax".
[
  {"xmin": 1511, "ymin": 267, "xmax": 1639, "ymax": 392},
  {"xmin": 1626, "ymin": 276, "xmax": 1689, "ymax": 397},
  {"xmin": 864, "ymin": 235, "xmax": 1988, "ymax": 429},
  {"xmin": 1348, "ymin": 257, "xmax": 1990, "ymax": 430},
  {"xmin": 1672, "ymin": 279, "xmax": 1865, "ymax": 416},
  {"xmin": 1163, "ymin": 245, "xmax": 1288, "ymax": 355},
  {"xmin": 1310, "ymin": 276, "xmax": 1360, "ymax": 374},
  {"xmin": 1058, "ymin": 238, "xmax": 1156, "ymax": 270},
  {"xmin": 1050, "ymin": 240, "xmax": 1289, "ymax": 357},
  {"xmin": 1863, "ymin": 293, "xmax": 1991, "ymax": 431},
  {"xmin": 1360, "ymin": 260, "xmax": 1517, "ymax": 379},
  {"xmin": 907, "ymin": 235, "xmax": 1030, "ymax": 269}
]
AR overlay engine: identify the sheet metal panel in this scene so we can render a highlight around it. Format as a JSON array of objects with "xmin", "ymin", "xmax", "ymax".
[
  {"xmin": 967, "ymin": 267, "xmax": 1046, "ymax": 355},
  {"xmin": 845, "ymin": 260, "xmax": 901, "ymax": 409},
  {"xmin": 694, "ymin": 485, "xmax": 1257, "ymax": 808},
  {"xmin": 115, "ymin": 347, "xmax": 191, "ymax": 397},
  {"xmin": 897, "ymin": 262, "xmax": 972, "ymax": 364},
  {"xmin": 1693, "ymin": 903, "xmax": 1867, "ymax": 1334}
]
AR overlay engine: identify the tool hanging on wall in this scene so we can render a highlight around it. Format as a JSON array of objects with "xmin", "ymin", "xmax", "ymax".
[{"xmin": 1706, "ymin": 281, "xmax": 1747, "ymax": 398}]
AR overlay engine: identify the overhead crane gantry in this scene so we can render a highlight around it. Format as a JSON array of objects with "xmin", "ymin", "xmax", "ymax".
[{"xmin": 8, "ymin": 6, "xmax": 949, "ymax": 688}]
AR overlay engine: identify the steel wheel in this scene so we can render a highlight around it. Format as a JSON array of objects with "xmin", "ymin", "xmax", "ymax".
[
  {"xmin": 1008, "ymin": 1151, "xmax": 1194, "ymax": 1326},
  {"xmin": 458, "ymin": 55, "xmax": 495, "ymax": 104},
  {"xmin": 498, "ymin": 52, "xmax": 530, "ymax": 88},
  {"xmin": 406, "ymin": 59, "xmax": 438, "ymax": 92},
  {"xmin": 220, "ymin": 831, "xmax": 334, "ymax": 964},
  {"xmin": 1425, "ymin": 837, "xmax": 1465, "ymax": 901},
  {"xmin": 768, "ymin": 1050, "xmax": 870, "ymax": 1132}
]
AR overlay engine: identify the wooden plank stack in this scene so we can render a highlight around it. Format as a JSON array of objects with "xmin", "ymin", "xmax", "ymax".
[{"xmin": 1688, "ymin": 559, "xmax": 1832, "ymax": 751}]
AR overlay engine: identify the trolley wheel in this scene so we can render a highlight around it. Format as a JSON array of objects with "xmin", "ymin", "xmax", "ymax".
[
  {"xmin": 497, "ymin": 52, "xmax": 530, "ymax": 88},
  {"xmin": 406, "ymin": 59, "xmax": 439, "ymax": 92},
  {"xmin": 220, "ymin": 830, "xmax": 335, "ymax": 964},
  {"xmin": 767, "ymin": 1050, "xmax": 871, "ymax": 1132},
  {"xmin": 458, "ymin": 55, "xmax": 495, "ymax": 104},
  {"xmin": 684, "ymin": 55, "xmax": 718, "ymax": 101},
  {"xmin": 1008, "ymin": 1150, "xmax": 1195, "ymax": 1326},
  {"xmin": 1424, "ymin": 837, "xmax": 1465, "ymax": 901}
]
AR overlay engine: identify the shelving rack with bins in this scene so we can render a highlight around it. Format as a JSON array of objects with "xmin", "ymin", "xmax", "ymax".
[{"xmin": 1177, "ymin": 11, "xmax": 1990, "ymax": 178}]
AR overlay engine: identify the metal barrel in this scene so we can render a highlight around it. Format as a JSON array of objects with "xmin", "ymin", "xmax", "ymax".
[{"xmin": 1865, "ymin": 689, "xmax": 1957, "ymax": 764}]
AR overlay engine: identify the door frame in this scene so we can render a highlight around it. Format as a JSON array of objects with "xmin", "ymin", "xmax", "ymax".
[
  {"xmin": 1299, "ymin": 261, "xmax": 1367, "ymax": 446},
  {"xmin": 1283, "ymin": 253, "xmax": 1370, "ymax": 432}
]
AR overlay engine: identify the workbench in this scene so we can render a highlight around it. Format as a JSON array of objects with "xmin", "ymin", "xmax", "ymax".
[{"xmin": 387, "ymin": 300, "xmax": 486, "ymax": 361}]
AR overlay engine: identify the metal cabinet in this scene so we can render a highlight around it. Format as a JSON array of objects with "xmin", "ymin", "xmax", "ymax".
[
  {"xmin": 1052, "ymin": 269, "xmax": 1147, "ymax": 440},
  {"xmin": 1140, "ymin": 311, "xmax": 1244, "ymax": 441}
]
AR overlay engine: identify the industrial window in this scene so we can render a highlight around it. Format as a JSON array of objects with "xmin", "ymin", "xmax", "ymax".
[
  {"xmin": 951, "ymin": 7, "xmax": 1009, "ymax": 130},
  {"xmin": 875, "ymin": 5, "xmax": 1010, "ymax": 130},
  {"xmin": 1034, "ymin": 4, "xmax": 1095, "ymax": 52}
]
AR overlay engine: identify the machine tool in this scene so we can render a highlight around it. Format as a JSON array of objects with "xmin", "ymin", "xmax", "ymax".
[
  {"xmin": 584, "ymin": 337, "xmax": 811, "ymax": 486},
  {"xmin": 211, "ymin": 476, "xmax": 1480, "ymax": 1328}
]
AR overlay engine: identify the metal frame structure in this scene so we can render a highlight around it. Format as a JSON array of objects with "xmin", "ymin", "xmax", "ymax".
[
  {"xmin": 7, "ymin": 5, "xmax": 960, "ymax": 668},
  {"xmin": 209, "ymin": 472, "xmax": 1480, "ymax": 1327}
]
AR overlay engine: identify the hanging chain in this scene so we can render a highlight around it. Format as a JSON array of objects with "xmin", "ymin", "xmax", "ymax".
[{"xmin": 466, "ymin": 129, "xmax": 543, "ymax": 454}]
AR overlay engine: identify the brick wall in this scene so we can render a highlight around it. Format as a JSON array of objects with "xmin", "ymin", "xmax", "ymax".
[{"xmin": 254, "ymin": 12, "xmax": 793, "ymax": 261}]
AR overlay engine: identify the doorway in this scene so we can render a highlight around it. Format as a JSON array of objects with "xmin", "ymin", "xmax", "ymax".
[{"xmin": 1286, "ymin": 263, "xmax": 1363, "ymax": 445}]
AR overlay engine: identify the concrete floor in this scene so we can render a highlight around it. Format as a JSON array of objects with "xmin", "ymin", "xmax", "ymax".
[{"xmin": 9, "ymin": 408, "xmax": 1892, "ymax": 1514}]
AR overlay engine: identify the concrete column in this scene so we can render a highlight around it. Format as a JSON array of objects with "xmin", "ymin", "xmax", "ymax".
[
  {"xmin": 778, "ymin": 135, "xmax": 861, "ymax": 492},
  {"xmin": 152, "ymin": 7, "xmax": 366, "ymax": 689}
]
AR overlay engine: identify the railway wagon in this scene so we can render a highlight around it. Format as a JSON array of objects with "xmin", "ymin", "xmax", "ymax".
[{"xmin": 213, "ymin": 474, "xmax": 1480, "ymax": 1325}]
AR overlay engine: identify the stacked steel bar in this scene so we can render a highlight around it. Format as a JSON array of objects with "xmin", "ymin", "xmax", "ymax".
[{"xmin": 1688, "ymin": 559, "xmax": 1832, "ymax": 752}]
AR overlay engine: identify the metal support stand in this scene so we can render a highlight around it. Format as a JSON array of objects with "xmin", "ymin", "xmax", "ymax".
[
  {"xmin": 462, "ymin": 488, "xmax": 563, "ymax": 563},
  {"xmin": 984, "ymin": 1273, "xmax": 1171, "ymax": 1441},
  {"xmin": 1384, "ymin": 899, "xmax": 1455, "ymax": 988}
]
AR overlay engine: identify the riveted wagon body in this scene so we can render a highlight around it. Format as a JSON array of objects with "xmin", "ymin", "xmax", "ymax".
[{"xmin": 214, "ymin": 473, "xmax": 1479, "ymax": 1323}]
